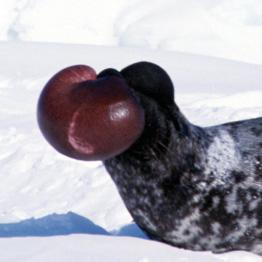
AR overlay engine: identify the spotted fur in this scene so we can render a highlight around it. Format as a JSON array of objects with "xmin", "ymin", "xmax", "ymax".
[{"xmin": 102, "ymin": 62, "xmax": 262, "ymax": 255}]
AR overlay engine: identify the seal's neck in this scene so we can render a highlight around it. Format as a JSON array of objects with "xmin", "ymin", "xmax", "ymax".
[
  {"xmin": 103, "ymin": 101, "xmax": 209, "ymax": 236},
  {"xmin": 103, "ymin": 99, "xmax": 206, "ymax": 182}
]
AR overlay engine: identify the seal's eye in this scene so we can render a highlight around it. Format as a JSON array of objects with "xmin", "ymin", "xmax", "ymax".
[{"xmin": 120, "ymin": 61, "xmax": 175, "ymax": 106}]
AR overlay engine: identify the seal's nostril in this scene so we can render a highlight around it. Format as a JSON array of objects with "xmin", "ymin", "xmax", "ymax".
[{"xmin": 97, "ymin": 68, "xmax": 123, "ymax": 79}]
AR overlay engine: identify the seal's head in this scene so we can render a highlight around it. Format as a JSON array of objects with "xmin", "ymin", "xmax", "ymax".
[
  {"xmin": 120, "ymin": 61, "xmax": 175, "ymax": 107},
  {"xmin": 37, "ymin": 65, "xmax": 145, "ymax": 161},
  {"xmin": 37, "ymin": 62, "xmax": 175, "ymax": 161}
]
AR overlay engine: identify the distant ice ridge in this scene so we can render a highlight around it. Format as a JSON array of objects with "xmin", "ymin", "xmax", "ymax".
[{"xmin": 0, "ymin": 0, "xmax": 262, "ymax": 64}]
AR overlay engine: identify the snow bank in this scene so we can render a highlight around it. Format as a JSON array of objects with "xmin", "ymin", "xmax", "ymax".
[
  {"xmin": 1, "ymin": 234, "xmax": 262, "ymax": 262},
  {"xmin": 0, "ymin": 0, "xmax": 262, "ymax": 64}
]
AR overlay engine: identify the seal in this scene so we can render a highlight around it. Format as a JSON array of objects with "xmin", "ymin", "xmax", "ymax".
[
  {"xmin": 37, "ymin": 61, "xmax": 262, "ymax": 255},
  {"xmin": 102, "ymin": 62, "xmax": 262, "ymax": 254}
]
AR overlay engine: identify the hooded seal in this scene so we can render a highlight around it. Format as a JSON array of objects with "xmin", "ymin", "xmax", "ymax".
[
  {"xmin": 37, "ymin": 61, "xmax": 262, "ymax": 255},
  {"xmin": 102, "ymin": 62, "xmax": 262, "ymax": 254}
]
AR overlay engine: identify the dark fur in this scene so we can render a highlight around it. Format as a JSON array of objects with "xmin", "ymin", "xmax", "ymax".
[{"xmin": 100, "ymin": 62, "xmax": 262, "ymax": 254}]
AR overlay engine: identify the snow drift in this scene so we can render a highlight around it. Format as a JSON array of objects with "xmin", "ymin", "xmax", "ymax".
[{"xmin": 0, "ymin": 0, "xmax": 262, "ymax": 64}]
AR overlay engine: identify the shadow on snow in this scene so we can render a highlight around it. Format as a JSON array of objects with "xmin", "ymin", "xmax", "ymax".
[{"xmin": 0, "ymin": 212, "xmax": 148, "ymax": 239}]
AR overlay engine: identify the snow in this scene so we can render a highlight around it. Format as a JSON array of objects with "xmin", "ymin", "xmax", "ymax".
[
  {"xmin": 0, "ymin": 41, "xmax": 261, "ymax": 261},
  {"xmin": 1, "ymin": 235, "xmax": 261, "ymax": 262},
  {"xmin": 0, "ymin": 1, "xmax": 262, "ymax": 260},
  {"xmin": 0, "ymin": 0, "xmax": 262, "ymax": 64}
]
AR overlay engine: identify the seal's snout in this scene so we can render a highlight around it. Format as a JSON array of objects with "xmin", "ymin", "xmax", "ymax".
[{"xmin": 37, "ymin": 65, "xmax": 145, "ymax": 161}]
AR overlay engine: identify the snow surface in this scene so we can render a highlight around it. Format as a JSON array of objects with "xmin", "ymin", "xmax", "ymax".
[
  {"xmin": 0, "ymin": 41, "xmax": 262, "ymax": 261},
  {"xmin": 0, "ymin": 0, "xmax": 262, "ymax": 64},
  {"xmin": 1, "ymin": 235, "xmax": 262, "ymax": 262}
]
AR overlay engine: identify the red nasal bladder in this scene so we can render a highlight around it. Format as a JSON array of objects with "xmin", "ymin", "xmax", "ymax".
[{"xmin": 37, "ymin": 65, "xmax": 145, "ymax": 161}]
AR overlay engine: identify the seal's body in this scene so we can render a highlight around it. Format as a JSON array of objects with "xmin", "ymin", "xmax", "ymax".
[
  {"xmin": 103, "ymin": 63, "xmax": 262, "ymax": 254},
  {"xmin": 105, "ymin": 113, "xmax": 262, "ymax": 253}
]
